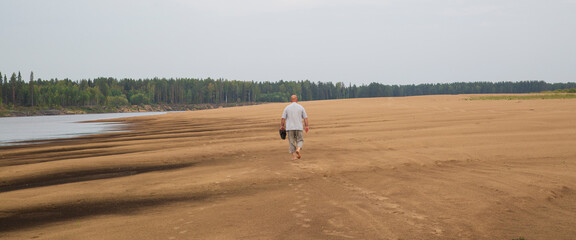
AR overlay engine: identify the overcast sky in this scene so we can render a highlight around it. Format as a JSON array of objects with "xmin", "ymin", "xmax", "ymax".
[{"xmin": 1, "ymin": 0, "xmax": 575, "ymax": 85}]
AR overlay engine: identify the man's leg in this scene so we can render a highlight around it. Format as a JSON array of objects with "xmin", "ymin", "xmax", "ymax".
[
  {"xmin": 295, "ymin": 130, "xmax": 304, "ymax": 159},
  {"xmin": 287, "ymin": 130, "xmax": 297, "ymax": 160}
]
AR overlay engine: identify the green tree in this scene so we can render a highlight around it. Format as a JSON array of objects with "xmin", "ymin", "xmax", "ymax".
[
  {"xmin": 3, "ymin": 75, "xmax": 9, "ymax": 104},
  {"xmin": 10, "ymin": 73, "xmax": 17, "ymax": 104},
  {"xmin": 29, "ymin": 71, "xmax": 35, "ymax": 106},
  {"xmin": 16, "ymin": 72, "xmax": 24, "ymax": 105},
  {"xmin": 107, "ymin": 95, "xmax": 129, "ymax": 107},
  {"xmin": 129, "ymin": 93, "xmax": 150, "ymax": 105}
]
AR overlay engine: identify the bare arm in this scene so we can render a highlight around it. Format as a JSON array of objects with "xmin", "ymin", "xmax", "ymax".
[
  {"xmin": 280, "ymin": 118, "xmax": 286, "ymax": 130},
  {"xmin": 304, "ymin": 118, "xmax": 309, "ymax": 133}
]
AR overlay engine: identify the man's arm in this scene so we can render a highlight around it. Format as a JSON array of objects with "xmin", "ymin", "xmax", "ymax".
[
  {"xmin": 280, "ymin": 118, "xmax": 286, "ymax": 130},
  {"xmin": 304, "ymin": 118, "xmax": 309, "ymax": 133}
]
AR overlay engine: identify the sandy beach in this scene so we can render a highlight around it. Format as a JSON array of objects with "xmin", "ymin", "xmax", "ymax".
[{"xmin": 1, "ymin": 95, "xmax": 575, "ymax": 240}]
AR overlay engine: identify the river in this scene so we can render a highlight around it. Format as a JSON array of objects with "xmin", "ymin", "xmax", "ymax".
[{"xmin": 0, "ymin": 112, "xmax": 167, "ymax": 146}]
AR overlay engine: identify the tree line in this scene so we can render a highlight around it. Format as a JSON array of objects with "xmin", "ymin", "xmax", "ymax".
[{"xmin": 1, "ymin": 71, "xmax": 575, "ymax": 108}]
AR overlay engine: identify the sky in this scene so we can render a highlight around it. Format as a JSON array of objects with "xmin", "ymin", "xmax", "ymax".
[{"xmin": 1, "ymin": 0, "xmax": 575, "ymax": 85}]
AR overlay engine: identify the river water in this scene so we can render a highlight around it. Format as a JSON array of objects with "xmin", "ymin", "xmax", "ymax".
[{"xmin": 0, "ymin": 112, "xmax": 167, "ymax": 146}]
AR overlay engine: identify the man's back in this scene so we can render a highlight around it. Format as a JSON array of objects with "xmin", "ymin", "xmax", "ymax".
[
  {"xmin": 282, "ymin": 102, "xmax": 307, "ymax": 131},
  {"xmin": 280, "ymin": 95, "xmax": 309, "ymax": 160}
]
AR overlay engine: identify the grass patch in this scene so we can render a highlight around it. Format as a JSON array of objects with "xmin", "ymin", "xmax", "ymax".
[
  {"xmin": 549, "ymin": 88, "xmax": 576, "ymax": 93},
  {"xmin": 466, "ymin": 94, "xmax": 576, "ymax": 101}
]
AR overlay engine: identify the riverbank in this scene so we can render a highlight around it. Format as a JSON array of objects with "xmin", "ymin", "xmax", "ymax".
[
  {"xmin": 1, "ymin": 95, "xmax": 575, "ymax": 239},
  {"xmin": 0, "ymin": 103, "xmax": 259, "ymax": 117}
]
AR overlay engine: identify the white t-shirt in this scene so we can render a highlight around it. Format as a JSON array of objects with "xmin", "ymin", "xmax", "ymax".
[{"xmin": 282, "ymin": 102, "xmax": 308, "ymax": 131}]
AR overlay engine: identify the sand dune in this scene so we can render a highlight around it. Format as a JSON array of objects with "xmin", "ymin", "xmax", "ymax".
[{"xmin": 1, "ymin": 95, "xmax": 575, "ymax": 239}]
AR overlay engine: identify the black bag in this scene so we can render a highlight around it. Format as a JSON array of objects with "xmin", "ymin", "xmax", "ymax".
[{"xmin": 279, "ymin": 129, "xmax": 287, "ymax": 140}]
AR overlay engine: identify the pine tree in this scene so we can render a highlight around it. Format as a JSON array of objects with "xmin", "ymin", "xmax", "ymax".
[
  {"xmin": 10, "ymin": 73, "xmax": 17, "ymax": 105},
  {"xmin": 30, "ymin": 71, "xmax": 35, "ymax": 107},
  {"xmin": 17, "ymin": 71, "xmax": 23, "ymax": 105},
  {"xmin": 2, "ymin": 75, "xmax": 7, "ymax": 104}
]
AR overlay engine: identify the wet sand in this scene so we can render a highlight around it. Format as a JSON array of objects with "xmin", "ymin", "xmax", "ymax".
[{"xmin": 1, "ymin": 95, "xmax": 575, "ymax": 239}]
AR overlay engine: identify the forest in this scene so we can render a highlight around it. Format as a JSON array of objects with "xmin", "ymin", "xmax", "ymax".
[{"xmin": 1, "ymin": 71, "xmax": 575, "ymax": 108}]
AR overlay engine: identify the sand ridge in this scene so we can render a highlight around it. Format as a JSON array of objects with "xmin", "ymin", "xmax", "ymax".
[{"xmin": 1, "ymin": 95, "xmax": 575, "ymax": 239}]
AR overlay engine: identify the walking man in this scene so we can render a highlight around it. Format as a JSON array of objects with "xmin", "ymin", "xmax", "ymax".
[{"xmin": 280, "ymin": 95, "xmax": 309, "ymax": 160}]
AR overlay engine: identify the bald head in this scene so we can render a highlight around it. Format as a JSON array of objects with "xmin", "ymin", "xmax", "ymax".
[{"xmin": 290, "ymin": 95, "xmax": 298, "ymax": 102}]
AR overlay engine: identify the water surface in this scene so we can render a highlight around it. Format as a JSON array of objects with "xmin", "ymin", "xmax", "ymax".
[{"xmin": 0, "ymin": 112, "xmax": 166, "ymax": 146}]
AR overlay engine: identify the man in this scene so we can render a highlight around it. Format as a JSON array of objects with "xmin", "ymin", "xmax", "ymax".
[{"xmin": 280, "ymin": 95, "xmax": 309, "ymax": 160}]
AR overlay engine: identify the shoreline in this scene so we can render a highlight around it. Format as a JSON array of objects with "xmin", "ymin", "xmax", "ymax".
[
  {"xmin": 0, "ymin": 111, "xmax": 169, "ymax": 147},
  {"xmin": 0, "ymin": 102, "xmax": 261, "ymax": 117}
]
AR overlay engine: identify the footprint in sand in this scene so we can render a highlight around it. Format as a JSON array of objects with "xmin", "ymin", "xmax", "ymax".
[
  {"xmin": 290, "ymin": 182, "xmax": 313, "ymax": 228},
  {"xmin": 168, "ymin": 218, "xmax": 192, "ymax": 239}
]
